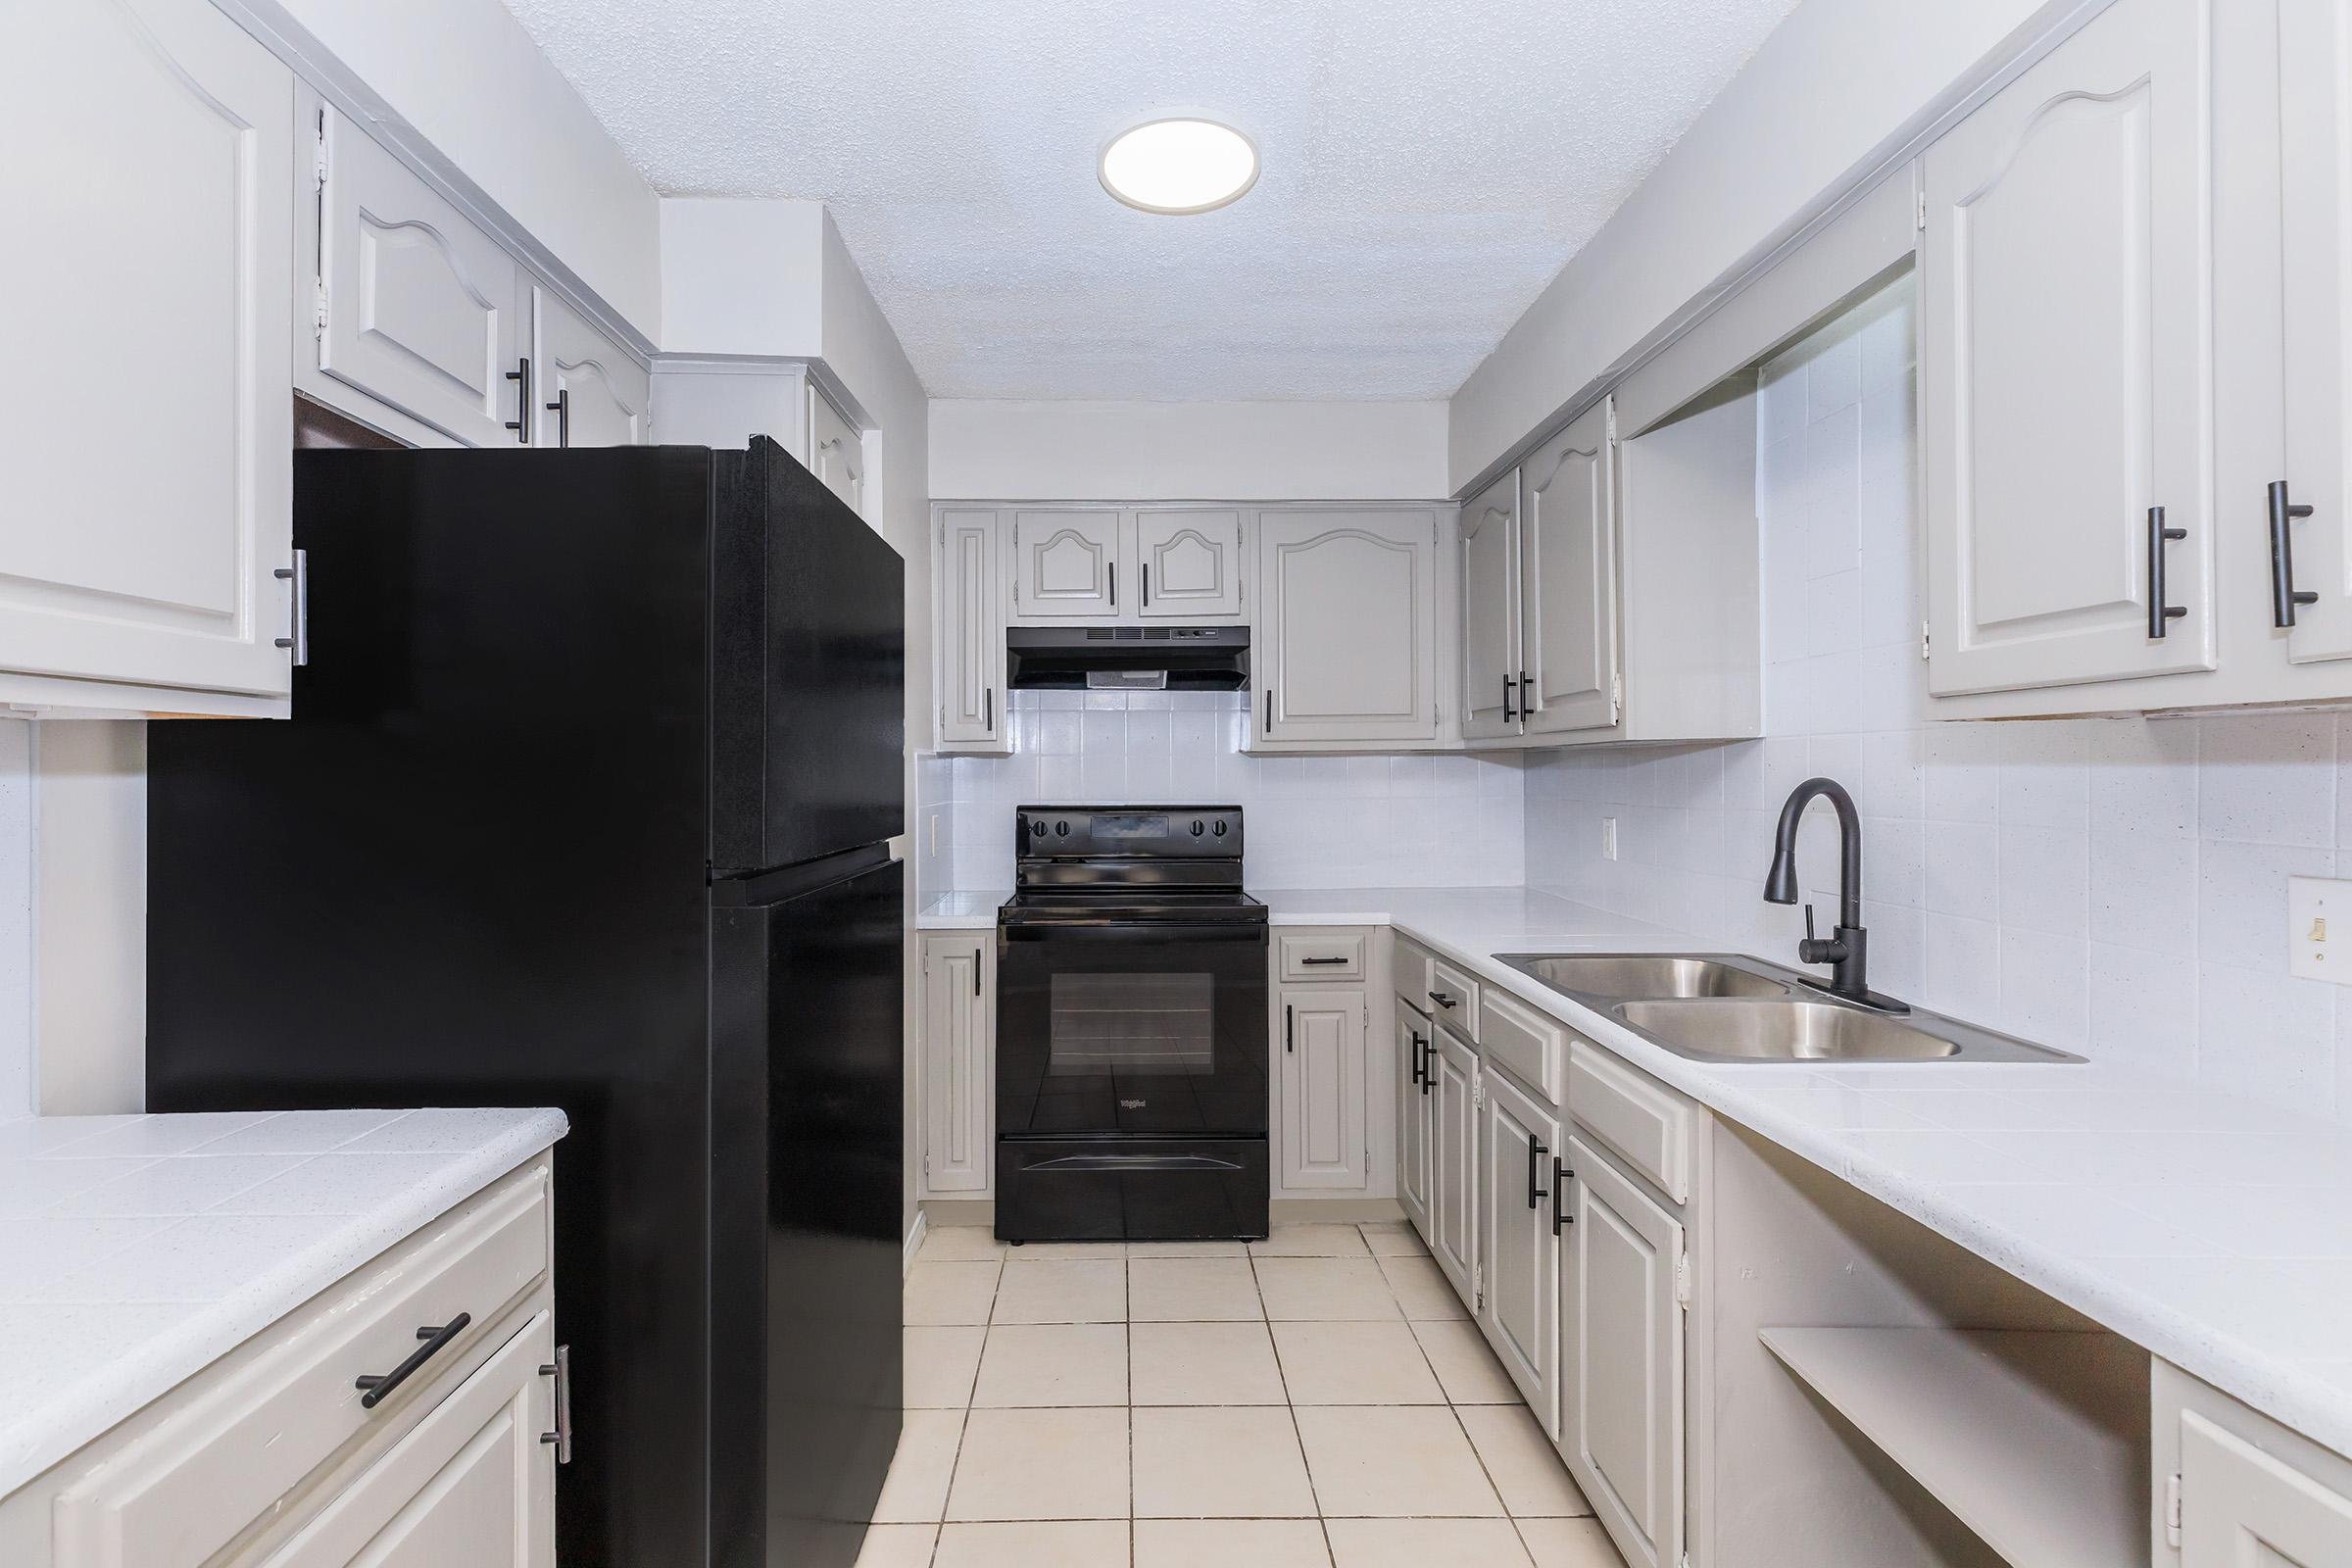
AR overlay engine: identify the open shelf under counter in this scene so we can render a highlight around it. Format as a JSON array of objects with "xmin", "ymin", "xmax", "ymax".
[{"xmin": 1757, "ymin": 1326, "xmax": 2150, "ymax": 1568}]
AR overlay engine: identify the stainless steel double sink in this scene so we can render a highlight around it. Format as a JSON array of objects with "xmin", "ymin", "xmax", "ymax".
[{"xmin": 1493, "ymin": 954, "xmax": 2082, "ymax": 1065}]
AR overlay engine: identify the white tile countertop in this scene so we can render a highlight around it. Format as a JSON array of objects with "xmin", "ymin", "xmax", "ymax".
[
  {"xmin": 916, "ymin": 889, "xmax": 1012, "ymax": 930},
  {"xmin": 1218, "ymin": 885, "xmax": 2352, "ymax": 1458},
  {"xmin": 0, "ymin": 1106, "xmax": 567, "ymax": 1499}
]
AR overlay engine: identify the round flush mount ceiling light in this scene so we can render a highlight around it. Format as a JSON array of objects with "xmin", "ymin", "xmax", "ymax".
[{"xmin": 1099, "ymin": 118, "xmax": 1259, "ymax": 215}]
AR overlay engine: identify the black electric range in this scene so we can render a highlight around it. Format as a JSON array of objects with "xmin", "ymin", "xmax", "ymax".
[{"xmin": 995, "ymin": 806, "xmax": 1270, "ymax": 1241}]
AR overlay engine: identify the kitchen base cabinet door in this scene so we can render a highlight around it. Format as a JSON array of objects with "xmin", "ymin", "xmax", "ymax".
[
  {"xmin": 2179, "ymin": 1410, "xmax": 2352, "ymax": 1566},
  {"xmin": 1561, "ymin": 1136, "xmax": 1684, "ymax": 1568},
  {"xmin": 1397, "ymin": 1012, "xmax": 1434, "ymax": 1239},
  {"xmin": 1921, "ymin": 0, "xmax": 2217, "ymax": 696},
  {"xmin": 0, "ymin": 0, "xmax": 297, "ymax": 704},
  {"xmin": 253, "ymin": 1311, "xmax": 555, "ymax": 1568},
  {"xmin": 1278, "ymin": 986, "xmax": 1369, "ymax": 1191},
  {"xmin": 531, "ymin": 289, "xmax": 649, "ymax": 450},
  {"xmin": 1430, "ymin": 1030, "xmax": 1480, "ymax": 1305},
  {"xmin": 923, "ymin": 935, "xmax": 993, "ymax": 1197},
  {"xmin": 1479, "ymin": 1068, "xmax": 1561, "ymax": 1437}
]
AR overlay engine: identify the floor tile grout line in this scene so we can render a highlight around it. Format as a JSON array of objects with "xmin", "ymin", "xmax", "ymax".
[{"xmin": 1247, "ymin": 1243, "xmax": 1336, "ymax": 1565}]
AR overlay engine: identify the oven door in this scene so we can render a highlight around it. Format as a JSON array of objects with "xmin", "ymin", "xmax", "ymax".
[{"xmin": 996, "ymin": 919, "xmax": 1270, "ymax": 1139}]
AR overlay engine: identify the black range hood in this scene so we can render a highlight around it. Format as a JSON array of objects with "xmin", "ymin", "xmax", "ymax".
[{"xmin": 1005, "ymin": 625, "xmax": 1250, "ymax": 691}]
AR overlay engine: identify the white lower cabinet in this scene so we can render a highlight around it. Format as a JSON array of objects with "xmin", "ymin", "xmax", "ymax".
[
  {"xmin": 1396, "ymin": 1007, "xmax": 1435, "ymax": 1240},
  {"xmin": 1429, "ymin": 1027, "xmax": 1481, "ymax": 1302},
  {"xmin": 0, "ymin": 0, "xmax": 297, "ymax": 710},
  {"xmin": 1479, "ymin": 1065, "xmax": 1562, "ymax": 1437},
  {"xmin": 1560, "ymin": 1133, "xmax": 1686, "ymax": 1568},
  {"xmin": 2158, "ymin": 1358, "xmax": 2352, "ymax": 1567},
  {"xmin": 1278, "ymin": 985, "xmax": 1370, "ymax": 1191},
  {"xmin": 921, "ymin": 933, "xmax": 994, "ymax": 1197}
]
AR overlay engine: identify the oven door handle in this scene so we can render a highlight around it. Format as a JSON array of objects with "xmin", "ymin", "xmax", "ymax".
[
  {"xmin": 1019, "ymin": 1152, "xmax": 1249, "ymax": 1173},
  {"xmin": 998, "ymin": 920, "xmax": 1268, "ymax": 942}
]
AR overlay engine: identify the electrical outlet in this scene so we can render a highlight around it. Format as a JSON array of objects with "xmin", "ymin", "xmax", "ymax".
[
  {"xmin": 1601, "ymin": 816, "xmax": 1619, "ymax": 861},
  {"xmin": 2288, "ymin": 875, "xmax": 2352, "ymax": 983}
]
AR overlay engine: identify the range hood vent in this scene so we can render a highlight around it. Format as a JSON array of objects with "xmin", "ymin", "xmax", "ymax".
[{"xmin": 1005, "ymin": 625, "xmax": 1250, "ymax": 691}]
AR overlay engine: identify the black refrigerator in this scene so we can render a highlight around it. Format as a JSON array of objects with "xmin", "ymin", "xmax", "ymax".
[{"xmin": 145, "ymin": 436, "xmax": 906, "ymax": 1568}]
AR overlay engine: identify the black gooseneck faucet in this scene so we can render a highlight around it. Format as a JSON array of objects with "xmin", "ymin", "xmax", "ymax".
[{"xmin": 1763, "ymin": 777, "xmax": 1909, "ymax": 1013}]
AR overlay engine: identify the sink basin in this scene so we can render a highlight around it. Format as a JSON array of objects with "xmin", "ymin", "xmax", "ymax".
[
  {"xmin": 1501, "ymin": 955, "xmax": 1788, "ymax": 1002},
  {"xmin": 1611, "ymin": 999, "xmax": 2080, "ymax": 1064}
]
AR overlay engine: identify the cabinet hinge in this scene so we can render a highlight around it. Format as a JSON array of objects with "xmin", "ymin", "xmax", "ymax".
[
  {"xmin": 1916, "ymin": 187, "xmax": 1928, "ymax": 231},
  {"xmin": 1920, "ymin": 619, "xmax": 1932, "ymax": 662},
  {"xmin": 313, "ymin": 120, "xmax": 330, "ymax": 190},
  {"xmin": 1610, "ymin": 670, "xmax": 1624, "ymax": 713},
  {"xmin": 1473, "ymin": 1261, "xmax": 1484, "ymax": 1310},
  {"xmin": 1674, "ymin": 1250, "xmax": 1691, "ymax": 1309},
  {"xmin": 2164, "ymin": 1471, "xmax": 2182, "ymax": 1548}
]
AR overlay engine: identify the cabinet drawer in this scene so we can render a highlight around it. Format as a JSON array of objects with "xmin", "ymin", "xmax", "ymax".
[
  {"xmin": 53, "ymin": 1166, "xmax": 552, "ymax": 1567},
  {"xmin": 1425, "ymin": 956, "xmax": 1482, "ymax": 1040},
  {"xmin": 1280, "ymin": 933, "xmax": 1366, "ymax": 981},
  {"xmin": 1394, "ymin": 938, "xmax": 1434, "ymax": 1012},
  {"xmin": 1567, "ymin": 1042, "xmax": 1692, "ymax": 1204},
  {"xmin": 1481, "ymin": 988, "xmax": 1567, "ymax": 1103}
]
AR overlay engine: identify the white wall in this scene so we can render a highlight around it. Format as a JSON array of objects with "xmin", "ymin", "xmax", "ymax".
[
  {"xmin": 659, "ymin": 200, "xmax": 827, "ymax": 359},
  {"xmin": 930, "ymin": 401, "xmax": 1450, "ymax": 501},
  {"xmin": 1448, "ymin": 0, "xmax": 2081, "ymax": 491},
  {"xmin": 246, "ymin": 0, "xmax": 662, "ymax": 337},
  {"xmin": 1523, "ymin": 276, "xmax": 2352, "ymax": 1127},
  {"xmin": 918, "ymin": 693, "xmax": 1524, "ymax": 895}
]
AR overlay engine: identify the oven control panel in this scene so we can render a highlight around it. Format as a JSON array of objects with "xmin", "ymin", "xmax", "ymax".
[{"xmin": 1014, "ymin": 806, "xmax": 1244, "ymax": 858}]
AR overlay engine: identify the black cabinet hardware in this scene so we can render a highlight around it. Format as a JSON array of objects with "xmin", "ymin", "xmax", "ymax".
[
  {"xmin": 545, "ymin": 388, "xmax": 570, "ymax": 448},
  {"xmin": 539, "ymin": 1344, "xmax": 572, "ymax": 1463},
  {"xmin": 1502, "ymin": 673, "xmax": 1517, "ymax": 723},
  {"xmin": 2270, "ymin": 480, "xmax": 2319, "ymax": 628},
  {"xmin": 1108, "ymin": 563, "xmax": 1116, "ymax": 610},
  {"xmin": 1410, "ymin": 1030, "xmax": 1427, "ymax": 1087},
  {"xmin": 1299, "ymin": 955, "xmax": 1348, "ymax": 966},
  {"xmin": 1263, "ymin": 688, "xmax": 1272, "ymax": 736},
  {"xmin": 973, "ymin": 948, "xmax": 981, "ymax": 998},
  {"xmin": 1143, "ymin": 563, "xmax": 1150, "ymax": 608},
  {"xmin": 1550, "ymin": 1159, "xmax": 1573, "ymax": 1234},
  {"xmin": 357, "ymin": 1312, "xmax": 471, "ymax": 1408},
  {"xmin": 2147, "ymin": 506, "xmax": 2187, "ymax": 639},
  {"xmin": 1429, "ymin": 990, "xmax": 1457, "ymax": 1010},
  {"xmin": 1518, "ymin": 671, "xmax": 1534, "ymax": 715},
  {"xmin": 504, "ymin": 358, "xmax": 531, "ymax": 443},
  {"xmin": 1285, "ymin": 1004, "xmax": 1294, "ymax": 1054},
  {"xmin": 1527, "ymin": 1134, "xmax": 1546, "ymax": 1209}
]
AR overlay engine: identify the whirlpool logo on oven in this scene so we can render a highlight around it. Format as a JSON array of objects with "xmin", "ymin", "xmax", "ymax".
[{"xmin": 1119, "ymin": 1099, "xmax": 1147, "ymax": 1110}]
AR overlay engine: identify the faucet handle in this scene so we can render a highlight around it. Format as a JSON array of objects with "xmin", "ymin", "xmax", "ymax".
[
  {"xmin": 1796, "ymin": 903, "xmax": 1842, "ymax": 966},
  {"xmin": 1802, "ymin": 904, "xmax": 1817, "ymax": 944}
]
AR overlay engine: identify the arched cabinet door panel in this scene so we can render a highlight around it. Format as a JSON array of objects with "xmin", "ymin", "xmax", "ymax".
[
  {"xmin": 1255, "ymin": 510, "xmax": 1441, "ymax": 744},
  {"xmin": 1010, "ymin": 509, "xmax": 1122, "ymax": 621},
  {"xmin": 1459, "ymin": 472, "xmax": 1522, "ymax": 742},
  {"xmin": 1135, "ymin": 509, "xmax": 1245, "ymax": 620},
  {"xmin": 532, "ymin": 289, "xmax": 648, "ymax": 450},
  {"xmin": 1520, "ymin": 399, "xmax": 1620, "ymax": 738},
  {"xmin": 1921, "ymin": 0, "xmax": 2215, "ymax": 695}
]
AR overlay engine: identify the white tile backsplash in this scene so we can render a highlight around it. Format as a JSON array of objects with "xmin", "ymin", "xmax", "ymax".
[
  {"xmin": 1523, "ymin": 271, "xmax": 2352, "ymax": 1126},
  {"xmin": 918, "ymin": 692, "xmax": 1524, "ymax": 894}
]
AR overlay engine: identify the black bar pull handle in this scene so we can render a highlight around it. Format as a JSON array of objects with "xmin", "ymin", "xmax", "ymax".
[
  {"xmin": 984, "ymin": 688, "xmax": 994, "ymax": 733},
  {"xmin": 2148, "ymin": 506, "xmax": 2187, "ymax": 639},
  {"xmin": 1501, "ymin": 673, "xmax": 1517, "ymax": 723},
  {"xmin": 545, "ymin": 388, "xmax": 570, "ymax": 448},
  {"xmin": 973, "ymin": 946, "xmax": 981, "ymax": 998},
  {"xmin": 357, "ymin": 1312, "xmax": 471, "ymax": 1409},
  {"xmin": 1285, "ymin": 1004, "xmax": 1295, "ymax": 1054},
  {"xmin": 1107, "ymin": 562, "xmax": 1116, "ymax": 610},
  {"xmin": 1410, "ymin": 1030, "xmax": 1427, "ymax": 1086},
  {"xmin": 2270, "ymin": 480, "xmax": 2319, "ymax": 628},
  {"xmin": 1518, "ymin": 670, "xmax": 1534, "ymax": 715},
  {"xmin": 505, "ymin": 358, "xmax": 531, "ymax": 443},
  {"xmin": 1550, "ymin": 1159, "xmax": 1574, "ymax": 1235},
  {"xmin": 1143, "ymin": 563, "xmax": 1150, "ymax": 609},
  {"xmin": 1299, "ymin": 955, "xmax": 1348, "ymax": 966},
  {"xmin": 1527, "ymin": 1135, "xmax": 1546, "ymax": 1210},
  {"xmin": 1428, "ymin": 990, "xmax": 1457, "ymax": 1010},
  {"xmin": 1263, "ymin": 688, "xmax": 1272, "ymax": 736}
]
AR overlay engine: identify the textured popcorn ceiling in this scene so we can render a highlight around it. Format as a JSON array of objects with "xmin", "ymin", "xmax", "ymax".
[{"xmin": 500, "ymin": 0, "xmax": 1801, "ymax": 400}]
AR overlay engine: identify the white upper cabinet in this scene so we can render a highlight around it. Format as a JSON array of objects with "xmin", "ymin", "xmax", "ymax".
[
  {"xmin": 2277, "ymin": 0, "xmax": 2352, "ymax": 665},
  {"xmin": 0, "ymin": 0, "xmax": 297, "ymax": 707},
  {"xmin": 1459, "ymin": 471, "xmax": 1523, "ymax": 741},
  {"xmin": 318, "ymin": 109, "xmax": 532, "ymax": 449},
  {"xmin": 1134, "ymin": 509, "xmax": 1245, "ymax": 620},
  {"xmin": 531, "ymin": 288, "xmax": 648, "ymax": 450},
  {"xmin": 937, "ymin": 509, "xmax": 1007, "ymax": 751},
  {"xmin": 1921, "ymin": 0, "xmax": 2216, "ymax": 695},
  {"xmin": 807, "ymin": 386, "xmax": 865, "ymax": 515},
  {"xmin": 1009, "ymin": 509, "xmax": 1123, "ymax": 621},
  {"xmin": 1255, "ymin": 508, "xmax": 1442, "ymax": 745},
  {"xmin": 1519, "ymin": 401, "xmax": 1620, "ymax": 738}
]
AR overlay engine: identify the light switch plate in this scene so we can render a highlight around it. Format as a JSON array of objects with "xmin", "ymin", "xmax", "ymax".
[
  {"xmin": 1601, "ymin": 816, "xmax": 1619, "ymax": 861},
  {"xmin": 2287, "ymin": 875, "xmax": 2352, "ymax": 983}
]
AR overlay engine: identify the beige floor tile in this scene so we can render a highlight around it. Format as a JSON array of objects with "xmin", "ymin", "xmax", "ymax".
[
  {"xmin": 1374, "ymin": 1252, "xmax": 1469, "ymax": 1320},
  {"xmin": 945, "ymin": 1407, "xmax": 1129, "ymax": 1521},
  {"xmin": 905, "ymin": 1326, "xmax": 986, "ymax": 1409},
  {"xmin": 972, "ymin": 1323, "xmax": 1128, "ymax": 1407},
  {"xmin": 1326, "ymin": 1518, "xmax": 1531, "ymax": 1567},
  {"xmin": 1129, "ymin": 1320, "xmax": 1287, "ymax": 1404},
  {"xmin": 1135, "ymin": 1518, "xmax": 1331, "ymax": 1567},
  {"xmin": 1409, "ymin": 1319, "xmax": 1521, "ymax": 1403},
  {"xmin": 1272, "ymin": 1320, "xmax": 1446, "ymax": 1404},
  {"xmin": 991, "ymin": 1258, "xmax": 1127, "ymax": 1324},
  {"xmin": 1254, "ymin": 1257, "xmax": 1402, "ymax": 1322},
  {"xmin": 871, "ymin": 1408, "xmax": 965, "ymax": 1523},
  {"xmin": 1516, "ymin": 1517, "xmax": 1626, "ymax": 1567},
  {"xmin": 853, "ymin": 1522, "xmax": 939, "ymax": 1568},
  {"xmin": 1125, "ymin": 1238, "xmax": 1247, "ymax": 1257},
  {"xmin": 1131, "ymin": 1405, "xmax": 1317, "ymax": 1518},
  {"xmin": 906, "ymin": 1260, "xmax": 1002, "ymax": 1327},
  {"xmin": 1128, "ymin": 1256, "xmax": 1264, "ymax": 1321},
  {"xmin": 1005, "ymin": 1240, "xmax": 1128, "ymax": 1260},
  {"xmin": 1293, "ymin": 1406, "xmax": 1503, "ymax": 1517},
  {"xmin": 1357, "ymin": 1223, "xmax": 1429, "ymax": 1258},
  {"xmin": 1249, "ymin": 1223, "xmax": 1371, "ymax": 1256},
  {"xmin": 1456, "ymin": 1405, "xmax": 1593, "ymax": 1517},
  {"xmin": 921, "ymin": 1228, "xmax": 1008, "ymax": 1261},
  {"xmin": 932, "ymin": 1521, "xmax": 1131, "ymax": 1568}
]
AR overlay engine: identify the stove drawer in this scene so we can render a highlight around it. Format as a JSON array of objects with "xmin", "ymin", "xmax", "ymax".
[{"xmin": 996, "ymin": 1137, "xmax": 1269, "ymax": 1243}]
